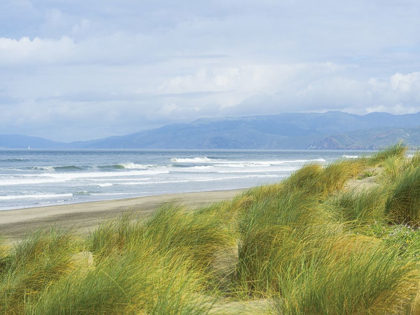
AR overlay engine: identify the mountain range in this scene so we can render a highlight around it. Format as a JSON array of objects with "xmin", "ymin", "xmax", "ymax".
[{"xmin": 2, "ymin": 111, "xmax": 420, "ymax": 150}]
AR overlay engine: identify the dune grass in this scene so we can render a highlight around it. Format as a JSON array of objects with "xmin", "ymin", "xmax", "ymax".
[
  {"xmin": 329, "ymin": 186, "xmax": 388, "ymax": 225},
  {"xmin": 386, "ymin": 166, "xmax": 420, "ymax": 226},
  {"xmin": 0, "ymin": 229, "xmax": 80, "ymax": 314},
  {"xmin": 272, "ymin": 237, "xmax": 418, "ymax": 315},
  {"xmin": 30, "ymin": 246, "xmax": 211, "ymax": 315},
  {"xmin": 369, "ymin": 142, "xmax": 407, "ymax": 166},
  {"xmin": 2, "ymin": 144, "xmax": 420, "ymax": 314}
]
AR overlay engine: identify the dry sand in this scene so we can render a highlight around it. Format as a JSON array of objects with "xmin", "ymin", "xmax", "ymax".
[{"xmin": 0, "ymin": 189, "xmax": 244, "ymax": 243}]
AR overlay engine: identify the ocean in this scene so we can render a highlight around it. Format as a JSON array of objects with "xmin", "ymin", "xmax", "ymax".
[{"xmin": 0, "ymin": 149, "xmax": 366, "ymax": 211}]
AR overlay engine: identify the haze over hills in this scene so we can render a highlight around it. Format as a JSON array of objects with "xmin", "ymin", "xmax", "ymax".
[{"xmin": 2, "ymin": 111, "xmax": 420, "ymax": 150}]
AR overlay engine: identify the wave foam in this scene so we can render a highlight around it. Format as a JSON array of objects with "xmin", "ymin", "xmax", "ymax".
[
  {"xmin": 221, "ymin": 159, "xmax": 326, "ymax": 166},
  {"xmin": 32, "ymin": 165, "xmax": 86, "ymax": 171},
  {"xmin": 171, "ymin": 157, "xmax": 213, "ymax": 163},
  {"xmin": 119, "ymin": 163, "xmax": 152, "ymax": 169},
  {"xmin": 0, "ymin": 193, "xmax": 72, "ymax": 200},
  {"xmin": 171, "ymin": 158, "xmax": 326, "ymax": 167},
  {"xmin": 30, "ymin": 163, "xmax": 153, "ymax": 172},
  {"xmin": 31, "ymin": 169, "xmax": 169, "ymax": 180},
  {"xmin": 32, "ymin": 166, "xmax": 56, "ymax": 171},
  {"xmin": 343, "ymin": 155, "xmax": 359, "ymax": 159},
  {"xmin": 98, "ymin": 183, "xmax": 113, "ymax": 187},
  {"xmin": 0, "ymin": 178, "xmax": 66, "ymax": 186}
]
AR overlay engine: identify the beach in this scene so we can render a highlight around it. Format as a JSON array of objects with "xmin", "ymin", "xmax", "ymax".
[
  {"xmin": 0, "ymin": 149, "xmax": 364, "ymax": 243},
  {"xmin": 0, "ymin": 189, "xmax": 244, "ymax": 243}
]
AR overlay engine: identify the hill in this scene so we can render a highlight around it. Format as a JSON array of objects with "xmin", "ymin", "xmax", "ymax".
[
  {"xmin": 0, "ymin": 134, "xmax": 60, "ymax": 149},
  {"xmin": 308, "ymin": 126, "xmax": 420, "ymax": 149},
  {"xmin": 2, "ymin": 111, "xmax": 420, "ymax": 149},
  {"xmin": 66, "ymin": 111, "xmax": 420, "ymax": 149}
]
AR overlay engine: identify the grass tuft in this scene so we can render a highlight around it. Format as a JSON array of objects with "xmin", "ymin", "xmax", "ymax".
[
  {"xmin": 0, "ymin": 229, "xmax": 79, "ymax": 314},
  {"xmin": 386, "ymin": 167, "xmax": 420, "ymax": 226},
  {"xmin": 30, "ymin": 248, "xmax": 211, "ymax": 315},
  {"xmin": 370, "ymin": 142, "xmax": 407, "ymax": 165},
  {"xmin": 330, "ymin": 187, "xmax": 388, "ymax": 224}
]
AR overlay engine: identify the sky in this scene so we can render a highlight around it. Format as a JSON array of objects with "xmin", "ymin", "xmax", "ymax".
[{"xmin": 1, "ymin": 0, "xmax": 420, "ymax": 142}]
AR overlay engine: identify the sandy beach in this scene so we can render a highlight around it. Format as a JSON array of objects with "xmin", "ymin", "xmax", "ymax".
[{"xmin": 0, "ymin": 189, "xmax": 244, "ymax": 243}]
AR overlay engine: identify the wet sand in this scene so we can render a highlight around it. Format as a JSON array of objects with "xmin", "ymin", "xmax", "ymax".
[{"xmin": 0, "ymin": 189, "xmax": 245, "ymax": 243}]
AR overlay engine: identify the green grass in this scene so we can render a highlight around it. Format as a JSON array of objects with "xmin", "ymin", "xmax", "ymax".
[
  {"xmin": 30, "ymin": 248, "xmax": 210, "ymax": 314},
  {"xmin": 0, "ymin": 229, "xmax": 80, "ymax": 314},
  {"xmin": 329, "ymin": 187, "xmax": 388, "ymax": 224},
  {"xmin": 2, "ymin": 144, "xmax": 420, "ymax": 314},
  {"xmin": 386, "ymin": 167, "xmax": 420, "ymax": 226},
  {"xmin": 369, "ymin": 142, "xmax": 407, "ymax": 165},
  {"xmin": 273, "ymin": 237, "xmax": 418, "ymax": 315}
]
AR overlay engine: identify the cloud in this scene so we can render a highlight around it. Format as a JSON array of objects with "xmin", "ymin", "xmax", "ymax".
[
  {"xmin": 0, "ymin": 36, "xmax": 74, "ymax": 65},
  {"xmin": 1, "ymin": 0, "xmax": 420, "ymax": 140},
  {"xmin": 225, "ymin": 71, "xmax": 420, "ymax": 116},
  {"xmin": 71, "ymin": 19, "xmax": 91, "ymax": 34},
  {"xmin": 390, "ymin": 72, "xmax": 420, "ymax": 93}
]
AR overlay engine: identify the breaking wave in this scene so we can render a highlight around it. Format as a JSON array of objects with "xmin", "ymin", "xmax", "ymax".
[
  {"xmin": 99, "ymin": 163, "xmax": 155, "ymax": 170},
  {"xmin": 171, "ymin": 157, "xmax": 214, "ymax": 163}
]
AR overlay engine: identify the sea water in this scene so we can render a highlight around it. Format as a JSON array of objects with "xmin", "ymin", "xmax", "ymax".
[{"xmin": 0, "ymin": 149, "xmax": 366, "ymax": 210}]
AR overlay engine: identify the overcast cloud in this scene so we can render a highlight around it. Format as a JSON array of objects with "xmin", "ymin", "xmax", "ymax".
[{"xmin": 1, "ymin": 0, "xmax": 420, "ymax": 141}]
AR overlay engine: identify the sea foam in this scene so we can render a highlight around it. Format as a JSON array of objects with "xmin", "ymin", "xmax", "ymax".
[
  {"xmin": 171, "ymin": 157, "xmax": 213, "ymax": 163},
  {"xmin": 0, "ymin": 193, "xmax": 72, "ymax": 200}
]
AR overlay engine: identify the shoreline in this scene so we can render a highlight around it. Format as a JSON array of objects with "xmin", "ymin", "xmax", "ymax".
[{"xmin": 0, "ymin": 189, "xmax": 245, "ymax": 243}]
